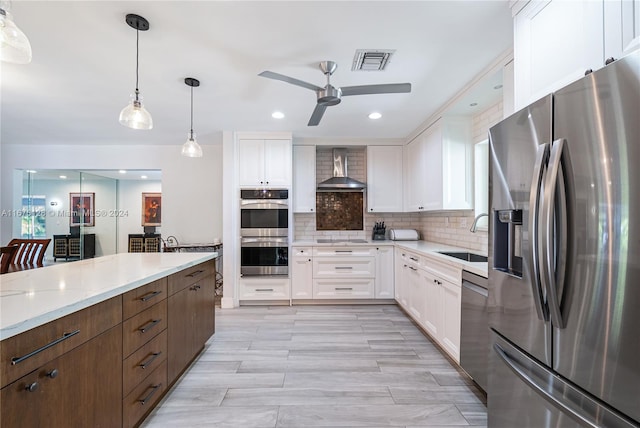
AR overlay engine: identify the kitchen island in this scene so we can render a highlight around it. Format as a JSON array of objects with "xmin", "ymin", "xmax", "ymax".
[{"xmin": 0, "ymin": 252, "xmax": 217, "ymax": 428}]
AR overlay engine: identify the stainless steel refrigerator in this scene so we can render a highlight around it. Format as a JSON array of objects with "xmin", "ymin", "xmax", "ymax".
[{"xmin": 488, "ymin": 50, "xmax": 640, "ymax": 428}]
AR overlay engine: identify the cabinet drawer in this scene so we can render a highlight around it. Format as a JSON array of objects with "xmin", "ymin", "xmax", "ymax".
[
  {"xmin": 423, "ymin": 256, "xmax": 462, "ymax": 285},
  {"xmin": 123, "ymin": 359, "xmax": 167, "ymax": 428},
  {"xmin": 123, "ymin": 278, "xmax": 167, "ymax": 320},
  {"xmin": 123, "ymin": 330, "xmax": 167, "ymax": 397},
  {"xmin": 122, "ymin": 300, "xmax": 167, "ymax": 358},
  {"xmin": 313, "ymin": 257, "xmax": 375, "ymax": 278},
  {"xmin": 313, "ymin": 246, "xmax": 374, "ymax": 257},
  {"xmin": 397, "ymin": 250, "xmax": 423, "ymax": 267},
  {"xmin": 292, "ymin": 246, "xmax": 312, "ymax": 257},
  {"xmin": 1, "ymin": 296, "xmax": 122, "ymax": 388},
  {"xmin": 313, "ymin": 278, "xmax": 375, "ymax": 299},
  {"xmin": 168, "ymin": 261, "xmax": 216, "ymax": 296},
  {"xmin": 239, "ymin": 278, "xmax": 290, "ymax": 300}
]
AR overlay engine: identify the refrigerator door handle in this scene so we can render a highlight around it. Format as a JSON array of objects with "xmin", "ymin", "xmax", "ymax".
[
  {"xmin": 527, "ymin": 143, "xmax": 550, "ymax": 321},
  {"xmin": 540, "ymin": 138, "xmax": 568, "ymax": 329},
  {"xmin": 494, "ymin": 341, "xmax": 637, "ymax": 428}
]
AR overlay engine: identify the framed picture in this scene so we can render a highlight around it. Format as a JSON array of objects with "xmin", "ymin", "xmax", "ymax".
[
  {"xmin": 142, "ymin": 193, "xmax": 161, "ymax": 226},
  {"xmin": 69, "ymin": 192, "xmax": 95, "ymax": 227}
]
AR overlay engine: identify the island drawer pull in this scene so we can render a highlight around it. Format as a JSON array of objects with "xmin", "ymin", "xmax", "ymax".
[
  {"xmin": 138, "ymin": 383, "xmax": 162, "ymax": 405},
  {"xmin": 186, "ymin": 270, "xmax": 204, "ymax": 278},
  {"xmin": 255, "ymin": 288, "xmax": 274, "ymax": 292},
  {"xmin": 334, "ymin": 266, "xmax": 353, "ymax": 270},
  {"xmin": 139, "ymin": 352, "xmax": 162, "ymax": 369},
  {"xmin": 139, "ymin": 290, "xmax": 162, "ymax": 302},
  {"xmin": 335, "ymin": 287, "xmax": 353, "ymax": 291},
  {"xmin": 138, "ymin": 319, "xmax": 161, "ymax": 334},
  {"xmin": 335, "ymin": 250, "xmax": 353, "ymax": 253},
  {"xmin": 11, "ymin": 330, "xmax": 81, "ymax": 365}
]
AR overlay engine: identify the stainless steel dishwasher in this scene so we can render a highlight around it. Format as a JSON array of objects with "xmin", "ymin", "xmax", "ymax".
[{"xmin": 460, "ymin": 270, "xmax": 488, "ymax": 392}]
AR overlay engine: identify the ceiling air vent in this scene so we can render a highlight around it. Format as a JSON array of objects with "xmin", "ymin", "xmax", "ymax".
[{"xmin": 351, "ymin": 49, "xmax": 395, "ymax": 71}]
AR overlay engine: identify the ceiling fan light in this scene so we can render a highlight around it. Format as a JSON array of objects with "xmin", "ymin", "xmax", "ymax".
[
  {"xmin": 181, "ymin": 133, "xmax": 203, "ymax": 158},
  {"xmin": 0, "ymin": 8, "xmax": 32, "ymax": 64},
  {"xmin": 119, "ymin": 94, "xmax": 153, "ymax": 130}
]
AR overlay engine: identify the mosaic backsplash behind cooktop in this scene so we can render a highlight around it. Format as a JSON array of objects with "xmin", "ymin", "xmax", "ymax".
[{"xmin": 316, "ymin": 192, "xmax": 363, "ymax": 230}]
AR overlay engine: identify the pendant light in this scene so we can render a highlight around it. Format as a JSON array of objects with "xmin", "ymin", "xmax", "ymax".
[
  {"xmin": 0, "ymin": 3, "xmax": 32, "ymax": 64},
  {"xmin": 181, "ymin": 77, "xmax": 203, "ymax": 158},
  {"xmin": 119, "ymin": 14, "xmax": 152, "ymax": 130}
]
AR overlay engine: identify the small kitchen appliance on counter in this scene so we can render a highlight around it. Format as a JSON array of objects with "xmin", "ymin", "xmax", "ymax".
[
  {"xmin": 372, "ymin": 221, "xmax": 386, "ymax": 240},
  {"xmin": 388, "ymin": 229, "xmax": 419, "ymax": 241}
]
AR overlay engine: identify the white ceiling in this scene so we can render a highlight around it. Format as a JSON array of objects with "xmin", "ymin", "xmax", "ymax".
[{"xmin": 1, "ymin": 1, "xmax": 513, "ymax": 146}]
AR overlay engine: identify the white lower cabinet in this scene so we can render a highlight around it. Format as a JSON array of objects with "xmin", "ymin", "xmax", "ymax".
[
  {"xmin": 313, "ymin": 278, "xmax": 375, "ymax": 299},
  {"xmin": 291, "ymin": 247, "xmax": 313, "ymax": 299},
  {"xmin": 394, "ymin": 247, "xmax": 462, "ymax": 363},
  {"xmin": 374, "ymin": 246, "xmax": 394, "ymax": 299},
  {"xmin": 239, "ymin": 277, "xmax": 290, "ymax": 300}
]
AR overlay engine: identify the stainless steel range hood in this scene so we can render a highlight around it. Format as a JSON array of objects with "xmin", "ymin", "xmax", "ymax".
[{"xmin": 317, "ymin": 148, "xmax": 366, "ymax": 191}]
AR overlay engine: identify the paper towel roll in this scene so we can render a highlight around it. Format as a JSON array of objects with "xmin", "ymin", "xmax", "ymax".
[{"xmin": 389, "ymin": 229, "xmax": 419, "ymax": 241}]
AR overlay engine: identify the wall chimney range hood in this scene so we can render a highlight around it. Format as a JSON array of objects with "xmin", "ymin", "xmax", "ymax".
[{"xmin": 317, "ymin": 148, "xmax": 366, "ymax": 191}]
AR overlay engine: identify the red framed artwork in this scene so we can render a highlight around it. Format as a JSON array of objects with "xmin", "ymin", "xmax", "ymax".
[
  {"xmin": 69, "ymin": 192, "xmax": 95, "ymax": 227},
  {"xmin": 142, "ymin": 193, "xmax": 161, "ymax": 226}
]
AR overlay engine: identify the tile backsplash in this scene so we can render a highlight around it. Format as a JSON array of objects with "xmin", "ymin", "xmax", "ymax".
[{"xmin": 316, "ymin": 192, "xmax": 363, "ymax": 230}]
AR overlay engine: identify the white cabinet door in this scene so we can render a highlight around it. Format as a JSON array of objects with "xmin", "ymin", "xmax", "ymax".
[
  {"xmin": 407, "ymin": 265, "xmax": 426, "ymax": 325},
  {"xmin": 440, "ymin": 279, "xmax": 461, "ymax": 363},
  {"xmin": 291, "ymin": 255, "xmax": 313, "ymax": 299},
  {"xmin": 238, "ymin": 139, "xmax": 266, "ymax": 186},
  {"xmin": 422, "ymin": 269, "xmax": 442, "ymax": 340},
  {"xmin": 422, "ymin": 121, "xmax": 444, "ymax": 211},
  {"xmin": 442, "ymin": 117, "xmax": 473, "ymax": 210},
  {"xmin": 367, "ymin": 146, "xmax": 403, "ymax": 213},
  {"xmin": 374, "ymin": 246, "xmax": 394, "ymax": 299},
  {"xmin": 404, "ymin": 136, "xmax": 427, "ymax": 212},
  {"xmin": 394, "ymin": 249, "xmax": 409, "ymax": 309},
  {"xmin": 293, "ymin": 145, "xmax": 316, "ymax": 213},
  {"xmin": 264, "ymin": 139, "xmax": 292, "ymax": 186},
  {"xmin": 514, "ymin": 0, "xmax": 604, "ymax": 109},
  {"xmin": 604, "ymin": 0, "xmax": 640, "ymax": 60}
]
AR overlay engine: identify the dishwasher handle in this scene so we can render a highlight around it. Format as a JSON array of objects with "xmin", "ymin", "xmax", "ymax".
[{"xmin": 462, "ymin": 280, "xmax": 488, "ymax": 297}]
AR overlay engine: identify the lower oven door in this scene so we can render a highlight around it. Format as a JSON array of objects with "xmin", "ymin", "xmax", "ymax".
[{"xmin": 240, "ymin": 237, "xmax": 289, "ymax": 276}]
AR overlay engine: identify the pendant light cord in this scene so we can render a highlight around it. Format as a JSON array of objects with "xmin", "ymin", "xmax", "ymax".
[
  {"xmin": 135, "ymin": 28, "xmax": 140, "ymax": 100},
  {"xmin": 190, "ymin": 86, "xmax": 194, "ymax": 139}
]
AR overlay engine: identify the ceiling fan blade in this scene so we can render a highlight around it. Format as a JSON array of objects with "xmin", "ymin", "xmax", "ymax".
[
  {"xmin": 341, "ymin": 83, "xmax": 412, "ymax": 97},
  {"xmin": 307, "ymin": 104, "xmax": 327, "ymax": 126},
  {"xmin": 258, "ymin": 71, "xmax": 323, "ymax": 92}
]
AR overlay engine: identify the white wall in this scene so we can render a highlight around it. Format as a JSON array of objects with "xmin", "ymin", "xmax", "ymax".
[{"xmin": 1, "ymin": 143, "xmax": 223, "ymax": 248}]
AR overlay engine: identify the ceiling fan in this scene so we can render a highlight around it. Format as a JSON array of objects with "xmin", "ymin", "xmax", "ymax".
[{"xmin": 258, "ymin": 61, "xmax": 412, "ymax": 126}]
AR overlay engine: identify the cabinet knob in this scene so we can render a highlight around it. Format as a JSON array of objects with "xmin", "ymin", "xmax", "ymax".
[
  {"xmin": 310, "ymin": 208, "xmax": 314, "ymax": 212},
  {"xmin": 265, "ymin": 181, "xmax": 269, "ymax": 185},
  {"xmin": 370, "ymin": 208, "xmax": 373, "ymax": 212},
  {"xmin": 46, "ymin": 369, "xmax": 58, "ymax": 379},
  {"xmin": 605, "ymin": 57, "xmax": 616, "ymax": 66},
  {"xmin": 308, "ymin": 259, "xmax": 311, "ymax": 262},
  {"xmin": 25, "ymin": 382, "xmax": 39, "ymax": 392},
  {"xmin": 260, "ymin": 181, "xmax": 264, "ymax": 184},
  {"xmin": 584, "ymin": 69, "xmax": 593, "ymax": 75}
]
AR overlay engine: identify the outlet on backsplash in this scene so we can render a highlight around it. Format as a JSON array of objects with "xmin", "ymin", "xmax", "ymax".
[{"xmin": 460, "ymin": 218, "xmax": 467, "ymax": 228}]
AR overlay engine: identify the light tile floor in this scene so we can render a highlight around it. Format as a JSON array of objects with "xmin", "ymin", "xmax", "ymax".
[{"xmin": 140, "ymin": 304, "xmax": 486, "ymax": 428}]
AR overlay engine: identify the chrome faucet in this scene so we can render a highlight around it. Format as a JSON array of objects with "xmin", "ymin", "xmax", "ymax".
[{"xmin": 470, "ymin": 213, "xmax": 488, "ymax": 232}]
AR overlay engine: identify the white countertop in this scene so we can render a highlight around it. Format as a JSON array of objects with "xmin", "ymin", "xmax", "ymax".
[
  {"xmin": 292, "ymin": 239, "xmax": 488, "ymax": 278},
  {"xmin": 0, "ymin": 252, "xmax": 218, "ymax": 341}
]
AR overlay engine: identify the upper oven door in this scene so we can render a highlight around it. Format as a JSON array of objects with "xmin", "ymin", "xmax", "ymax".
[{"xmin": 240, "ymin": 200, "xmax": 288, "ymax": 237}]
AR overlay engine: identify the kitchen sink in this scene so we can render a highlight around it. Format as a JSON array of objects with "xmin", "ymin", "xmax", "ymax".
[
  {"xmin": 316, "ymin": 239, "xmax": 368, "ymax": 244},
  {"xmin": 438, "ymin": 251, "xmax": 488, "ymax": 263}
]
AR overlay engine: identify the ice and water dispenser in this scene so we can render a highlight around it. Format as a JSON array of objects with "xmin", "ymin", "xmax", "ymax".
[{"xmin": 493, "ymin": 209, "xmax": 523, "ymax": 277}]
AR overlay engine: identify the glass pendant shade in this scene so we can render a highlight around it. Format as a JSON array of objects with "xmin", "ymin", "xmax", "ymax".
[
  {"xmin": 119, "ymin": 93, "xmax": 153, "ymax": 130},
  {"xmin": 181, "ymin": 132, "xmax": 203, "ymax": 158},
  {"xmin": 0, "ymin": 8, "xmax": 32, "ymax": 64}
]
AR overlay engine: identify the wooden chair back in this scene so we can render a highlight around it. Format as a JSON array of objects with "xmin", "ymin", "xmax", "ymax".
[
  {"xmin": 0, "ymin": 245, "xmax": 19, "ymax": 274},
  {"xmin": 7, "ymin": 238, "xmax": 51, "ymax": 269}
]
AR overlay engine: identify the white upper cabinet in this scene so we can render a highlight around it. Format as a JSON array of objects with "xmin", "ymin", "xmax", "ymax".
[
  {"xmin": 604, "ymin": 0, "xmax": 640, "ymax": 61},
  {"xmin": 238, "ymin": 138, "xmax": 291, "ymax": 187},
  {"xmin": 293, "ymin": 145, "xmax": 316, "ymax": 213},
  {"xmin": 405, "ymin": 117, "xmax": 473, "ymax": 212},
  {"xmin": 514, "ymin": 0, "xmax": 640, "ymax": 109},
  {"xmin": 366, "ymin": 146, "xmax": 404, "ymax": 213}
]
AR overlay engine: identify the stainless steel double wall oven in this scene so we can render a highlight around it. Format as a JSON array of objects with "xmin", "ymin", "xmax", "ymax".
[{"xmin": 240, "ymin": 189, "xmax": 289, "ymax": 276}]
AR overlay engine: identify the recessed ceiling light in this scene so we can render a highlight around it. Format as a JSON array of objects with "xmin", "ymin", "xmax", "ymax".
[
  {"xmin": 26, "ymin": 170, "xmax": 37, "ymax": 173},
  {"xmin": 141, "ymin": 175, "xmax": 148, "ymax": 179},
  {"xmin": 59, "ymin": 175, "xmax": 67, "ymax": 179},
  {"xmin": 119, "ymin": 170, "xmax": 127, "ymax": 174},
  {"xmin": 272, "ymin": 111, "xmax": 285, "ymax": 119},
  {"xmin": 470, "ymin": 102, "xmax": 478, "ymax": 107},
  {"xmin": 494, "ymin": 84, "xmax": 503, "ymax": 90},
  {"xmin": 368, "ymin": 112, "xmax": 382, "ymax": 120}
]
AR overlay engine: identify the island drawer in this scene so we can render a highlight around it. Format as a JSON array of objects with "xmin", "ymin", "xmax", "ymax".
[
  {"xmin": 1, "ymin": 296, "xmax": 122, "ymax": 388},
  {"xmin": 123, "ymin": 277, "xmax": 167, "ymax": 320},
  {"xmin": 123, "ymin": 359, "xmax": 167, "ymax": 428},
  {"xmin": 123, "ymin": 330, "xmax": 167, "ymax": 397},
  {"xmin": 313, "ymin": 247, "xmax": 374, "ymax": 257},
  {"xmin": 313, "ymin": 278, "xmax": 375, "ymax": 299},
  {"xmin": 313, "ymin": 257, "xmax": 375, "ymax": 278},
  {"xmin": 168, "ymin": 261, "xmax": 216, "ymax": 295},
  {"xmin": 122, "ymin": 300, "xmax": 167, "ymax": 358}
]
